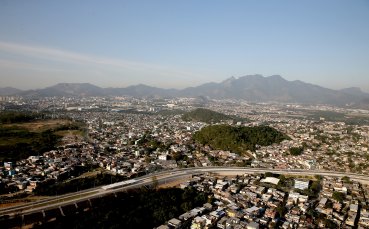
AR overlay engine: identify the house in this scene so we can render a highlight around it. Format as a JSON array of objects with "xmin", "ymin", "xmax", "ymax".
[
  {"xmin": 246, "ymin": 221, "xmax": 259, "ymax": 229},
  {"xmin": 217, "ymin": 217, "xmax": 228, "ymax": 229},
  {"xmin": 318, "ymin": 198, "xmax": 328, "ymax": 208},
  {"xmin": 158, "ymin": 154, "xmax": 168, "ymax": 160},
  {"xmin": 191, "ymin": 216, "xmax": 206, "ymax": 229},
  {"xmin": 168, "ymin": 218, "xmax": 182, "ymax": 228},
  {"xmin": 244, "ymin": 206, "xmax": 260, "ymax": 219},
  {"xmin": 260, "ymin": 177, "xmax": 280, "ymax": 185},
  {"xmin": 359, "ymin": 209, "xmax": 369, "ymax": 227}
]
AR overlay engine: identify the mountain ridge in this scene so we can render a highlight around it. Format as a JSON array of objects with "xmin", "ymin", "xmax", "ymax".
[{"xmin": 2, "ymin": 75, "xmax": 369, "ymax": 107}]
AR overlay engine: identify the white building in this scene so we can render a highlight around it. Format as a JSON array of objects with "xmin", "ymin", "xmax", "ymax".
[{"xmin": 294, "ymin": 180, "xmax": 310, "ymax": 190}]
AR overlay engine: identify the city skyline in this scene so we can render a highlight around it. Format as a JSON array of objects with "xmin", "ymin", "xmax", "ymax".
[{"xmin": 1, "ymin": 1, "xmax": 369, "ymax": 91}]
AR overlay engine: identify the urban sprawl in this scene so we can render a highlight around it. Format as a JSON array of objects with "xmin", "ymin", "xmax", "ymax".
[{"xmin": 1, "ymin": 95, "xmax": 369, "ymax": 228}]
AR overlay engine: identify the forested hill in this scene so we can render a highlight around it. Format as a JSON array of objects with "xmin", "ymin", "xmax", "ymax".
[
  {"xmin": 193, "ymin": 125, "xmax": 290, "ymax": 153},
  {"xmin": 182, "ymin": 108, "xmax": 245, "ymax": 124}
]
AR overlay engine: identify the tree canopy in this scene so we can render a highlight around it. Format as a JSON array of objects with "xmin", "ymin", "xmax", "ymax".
[
  {"xmin": 289, "ymin": 147, "xmax": 304, "ymax": 156},
  {"xmin": 193, "ymin": 124, "xmax": 289, "ymax": 153},
  {"xmin": 182, "ymin": 108, "xmax": 246, "ymax": 124}
]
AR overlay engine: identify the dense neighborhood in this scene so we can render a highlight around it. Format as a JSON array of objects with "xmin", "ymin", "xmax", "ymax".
[
  {"xmin": 1, "ymin": 95, "xmax": 369, "ymax": 228},
  {"xmin": 157, "ymin": 172, "xmax": 369, "ymax": 228}
]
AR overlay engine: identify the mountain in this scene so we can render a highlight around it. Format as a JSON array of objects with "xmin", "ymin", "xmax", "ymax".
[
  {"xmin": 340, "ymin": 87, "xmax": 369, "ymax": 97},
  {"xmin": 0, "ymin": 87, "xmax": 23, "ymax": 96},
  {"xmin": 9, "ymin": 75, "xmax": 369, "ymax": 107},
  {"xmin": 105, "ymin": 84, "xmax": 178, "ymax": 97},
  {"xmin": 22, "ymin": 83, "xmax": 106, "ymax": 97},
  {"xmin": 179, "ymin": 75, "xmax": 369, "ymax": 105}
]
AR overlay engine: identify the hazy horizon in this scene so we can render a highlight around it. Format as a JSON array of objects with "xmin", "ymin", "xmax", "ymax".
[
  {"xmin": 1, "ymin": 1, "xmax": 369, "ymax": 91},
  {"xmin": 2, "ymin": 74, "xmax": 369, "ymax": 94}
]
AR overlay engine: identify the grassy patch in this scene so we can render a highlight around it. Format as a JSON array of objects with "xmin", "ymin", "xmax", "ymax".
[{"xmin": 54, "ymin": 130, "xmax": 84, "ymax": 137}]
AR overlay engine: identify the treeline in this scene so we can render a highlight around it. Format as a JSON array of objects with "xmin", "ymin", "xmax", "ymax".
[
  {"xmin": 34, "ymin": 187, "xmax": 208, "ymax": 229},
  {"xmin": 193, "ymin": 124, "xmax": 289, "ymax": 153},
  {"xmin": 0, "ymin": 112, "xmax": 38, "ymax": 124},
  {"xmin": 53, "ymin": 121, "xmax": 86, "ymax": 132},
  {"xmin": 182, "ymin": 108, "xmax": 246, "ymax": 124}
]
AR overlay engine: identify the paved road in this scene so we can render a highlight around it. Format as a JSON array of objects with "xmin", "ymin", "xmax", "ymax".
[{"xmin": 1, "ymin": 167, "xmax": 368, "ymax": 217}]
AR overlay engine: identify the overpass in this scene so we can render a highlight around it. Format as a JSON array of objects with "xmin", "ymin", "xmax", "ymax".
[{"xmin": 1, "ymin": 167, "xmax": 368, "ymax": 226}]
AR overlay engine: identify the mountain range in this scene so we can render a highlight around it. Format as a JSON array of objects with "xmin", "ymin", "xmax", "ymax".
[{"xmin": 1, "ymin": 75, "xmax": 369, "ymax": 106}]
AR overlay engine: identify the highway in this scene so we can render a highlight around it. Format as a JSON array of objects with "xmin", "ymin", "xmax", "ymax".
[{"xmin": 1, "ymin": 167, "xmax": 369, "ymax": 217}]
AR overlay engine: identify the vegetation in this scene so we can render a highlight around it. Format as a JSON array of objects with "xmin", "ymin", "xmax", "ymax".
[
  {"xmin": 135, "ymin": 133, "xmax": 169, "ymax": 153},
  {"xmin": 0, "ymin": 111, "xmax": 38, "ymax": 124},
  {"xmin": 0, "ymin": 127, "xmax": 61, "ymax": 161},
  {"xmin": 341, "ymin": 176, "xmax": 351, "ymax": 183},
  {"xmin": 307, "ymin": 110, "xmax": 369, "ymax": 125},
  {"xmin": 0, "ymin": 112, "xmax": 85, "ymax": 161},
  {"xmin": 289, "ymin": 146, "xmax": 304, "ymax": 156},
  {"xmin": 34, "ymin": 187, "xmax": 208, "ymax": 229},
  {"xmin": 332, "ymin": 191, "xmax": 345, "ymax": 202},
  {"xmin": 182, "ymin": 108, "xmax": 246, "ymax": 124},
  {"xmin": 296, "ymin": 180, "xmax": 321, "ymax": 197},
  {"xmin": 193, "ymin": 124, "xmax": 289, "ymax": 153},
  {"xmin": 157, "ymin": 109, "xmax": 185, "ymax": 116}
]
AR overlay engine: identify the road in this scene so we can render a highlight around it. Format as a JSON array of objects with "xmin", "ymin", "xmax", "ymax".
[{"xmin": 1, "ymin": 167, "xmax": 368, "ymax": 217}]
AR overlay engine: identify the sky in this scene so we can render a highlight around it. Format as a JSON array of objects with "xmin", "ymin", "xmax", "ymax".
[{"xmin": 0, "ymin": 0, "xmax": 369, "ymax": 91}]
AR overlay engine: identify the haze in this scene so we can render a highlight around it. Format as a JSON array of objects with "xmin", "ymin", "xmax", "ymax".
[{"xmin": 0, "ymin": 0, "xmax": 368, "ymax": 91}]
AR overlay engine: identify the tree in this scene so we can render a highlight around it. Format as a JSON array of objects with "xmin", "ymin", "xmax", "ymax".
[
  {"xmin": 265, "ymin": 172, "xmax": 275, "ymax": 177},
  {"xmin": 332, "ymin": 191, "xmax": 345, "ymax": 202},
  {"xmin": 323, "ymin": 219, "xmax": 336, "ymax": 229},
  {"xmin": 276, "ymin": 205, "xmax": 287, "ymax": 217},
  {"xmin": 341, "ymin": 176, "xmax": 350, "ymax": 183},
  {"xmin": 314, "ymin": 175, "xmax": 323, "ymax": 180},
  {"xmin": 289, "ymin": 147, "xmax": 304, "ymax": 156},
  {"xmin": 310, "ymin": 180, "xmax": 321, "ymax": 193}
]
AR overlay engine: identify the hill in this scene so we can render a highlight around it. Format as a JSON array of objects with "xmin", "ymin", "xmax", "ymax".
[
  {"xmin": 193, "ymin": 124, "xmax": 289, "ymax": 153},
  {"xmin": 182, "ymin": 108, "xmax": 245, "ymax": 124}
]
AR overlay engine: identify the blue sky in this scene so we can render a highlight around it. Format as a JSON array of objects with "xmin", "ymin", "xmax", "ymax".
[{"xmin": 0, "ymin": 0, "xmax": 368, "ymax": 91}]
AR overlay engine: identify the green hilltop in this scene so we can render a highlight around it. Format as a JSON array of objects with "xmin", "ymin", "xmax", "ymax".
[
  {"xmin": 182, "ymin": 108, "xmax": 246, "ymax": 124},
  {"xmin": 193, "ymin": 124, "xmax": 290, "ymax": 153}
]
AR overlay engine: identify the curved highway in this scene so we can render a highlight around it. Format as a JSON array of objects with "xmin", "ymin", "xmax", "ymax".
[{"xmin": 1, "ymin": 167, "xmax": 369, "ymax": 217}]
